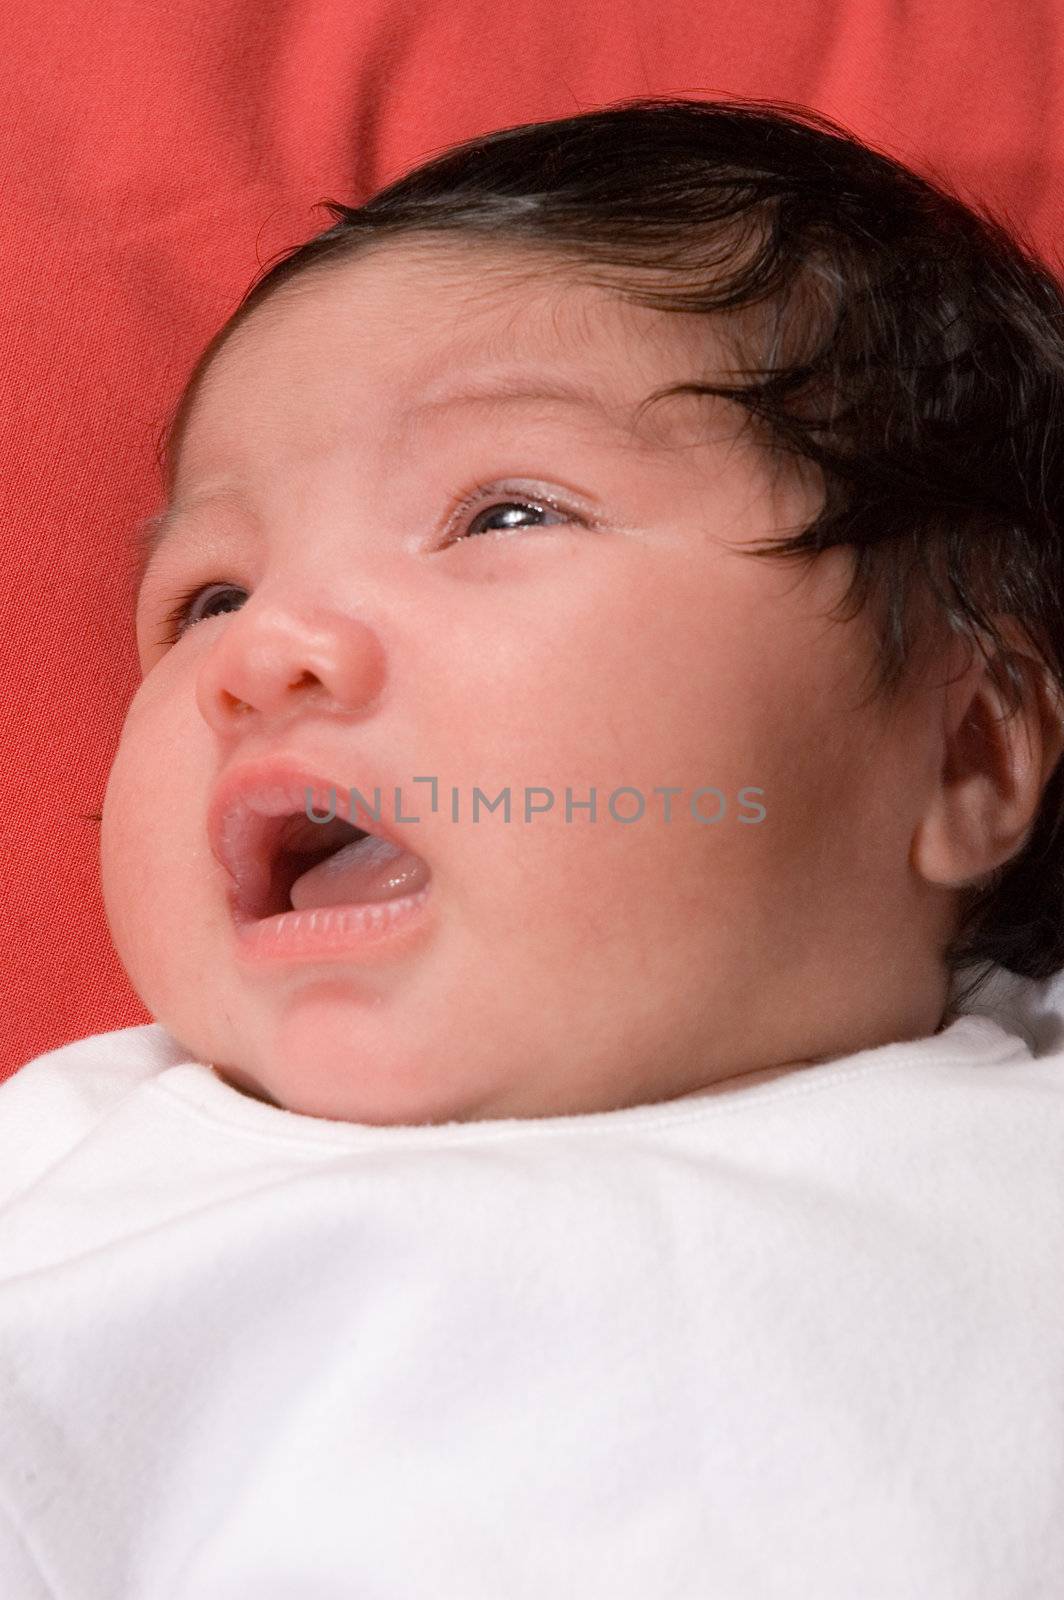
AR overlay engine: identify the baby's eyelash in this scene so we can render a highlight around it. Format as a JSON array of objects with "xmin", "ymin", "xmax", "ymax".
[
  {"xmin": 153, "ymin": 583, "xmax": 243, "ymax": 651},
  {"xmin": 152, "ymin": 485, "xmax": 592, "ymax": 650},
  {"xmin": 155, "ymin": 585, "xmax": 202, "ymax": 650},
  {"xmin": 446, "ymin": 483, "xmax": 586, "ymax": 542}
]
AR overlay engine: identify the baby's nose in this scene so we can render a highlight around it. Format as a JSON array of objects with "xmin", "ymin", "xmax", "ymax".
[{"xmin": 194, "ymin": 603, "xmax": 387, "ymax": 731}]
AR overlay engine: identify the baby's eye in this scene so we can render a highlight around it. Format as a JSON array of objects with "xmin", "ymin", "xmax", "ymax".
[
  {"xmin": 156, "ymin": 582, "xmax": 247, "ymax": 649},
  {"xmin": 448, "ymin": 486, "xmax": 588, "ymax": 543}
]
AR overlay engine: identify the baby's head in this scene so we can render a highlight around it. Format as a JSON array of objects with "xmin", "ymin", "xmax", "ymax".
[{"xmin": 103, "ymin": 97, "xmax": 1064, "ymax": 1126}]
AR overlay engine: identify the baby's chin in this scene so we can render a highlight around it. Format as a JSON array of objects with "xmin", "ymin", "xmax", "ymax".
[{"xmin": 201, "ymin": 996, "xmax": 488, "ymax": 1126}]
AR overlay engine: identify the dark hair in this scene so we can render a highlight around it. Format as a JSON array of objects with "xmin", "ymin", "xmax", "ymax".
[{"xmin": 157, "ymin": 95, "xmax": 1064, "ymax": 1003}]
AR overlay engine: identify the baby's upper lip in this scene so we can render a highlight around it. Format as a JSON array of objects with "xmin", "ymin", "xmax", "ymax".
[{"xmin": 207, "ymin": 756, "xmax": 424, "ymax": 916}]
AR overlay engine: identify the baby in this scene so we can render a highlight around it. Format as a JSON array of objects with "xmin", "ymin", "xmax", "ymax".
[{"xmin": 3, "ymin": 95, "xmax": 1064, "ymax": 1598}]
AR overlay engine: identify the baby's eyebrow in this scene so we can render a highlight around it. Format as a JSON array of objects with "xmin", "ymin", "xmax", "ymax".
[
  {"xmin": 403, "ymin": 372, "xmax": 622, "ymax": 428},
  {"xmin": 131, "ymin": 491, "xmax": 247, "ymax": 596},
  {"xmin": 131, "ymin": 509, "xmax": 173, "ymax": 592}
]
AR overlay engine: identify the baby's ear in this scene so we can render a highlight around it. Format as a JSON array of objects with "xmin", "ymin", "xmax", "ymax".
[{"xmin": 910, "ymin": 619, "xmax": 1064, "ymax": 890}]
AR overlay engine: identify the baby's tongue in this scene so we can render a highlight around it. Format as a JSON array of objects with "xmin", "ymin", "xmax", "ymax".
[{"xmin": 289, "ymin": 834, "xmax": 429, "ymax": 911}]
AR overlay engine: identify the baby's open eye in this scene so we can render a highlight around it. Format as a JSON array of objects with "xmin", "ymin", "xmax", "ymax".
[
  {"xmin": 453, "ymin": 496, "xmax": 576, "ymax": 540},
  {"xmin": 444, "ymin": 480, "xmax": 592, "ymax": 545},
  {"xmin": 156, "ymin": 582, "xmax": 247, "ymax": 649}
]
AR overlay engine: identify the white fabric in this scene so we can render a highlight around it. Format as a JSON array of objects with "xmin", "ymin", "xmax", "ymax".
[{"xmin": 2, "ymin": 965, "xmax": 1064, "ymax": 1599}]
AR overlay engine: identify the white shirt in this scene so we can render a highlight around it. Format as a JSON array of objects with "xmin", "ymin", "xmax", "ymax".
[{"xmin": 2, "ymin": 964, "xmax": 1063, "ymax": 1599}]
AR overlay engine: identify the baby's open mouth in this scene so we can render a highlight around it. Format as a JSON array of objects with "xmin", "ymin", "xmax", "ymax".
[
  {"xmin": 268, "ymin": 812, "xmax": 430, "ymax": 917},
  {"xmin": 207, "ymin": 767, "xmax": 433, "ymax": 926}
]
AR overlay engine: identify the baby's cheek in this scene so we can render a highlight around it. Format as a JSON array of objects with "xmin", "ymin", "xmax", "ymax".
[
  {"xmin": 494, "ymin": 804, "xmax": 716, "ymax": 950},
  {"xmin": 100, "ymin": 701, "xmax": 209, "ymax": 974},
  {"xmin": 101, "ymin": 745, "xmax": 168, "ymax": 989},
  {"xmin": 101, "ymin": 737, "xmax": 147, "ymax": 916}
]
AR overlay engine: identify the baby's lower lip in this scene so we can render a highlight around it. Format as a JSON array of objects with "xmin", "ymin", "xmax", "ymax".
[{"xmin": 227, "ymin": 883, "xmax": 433, "ymax": 966}]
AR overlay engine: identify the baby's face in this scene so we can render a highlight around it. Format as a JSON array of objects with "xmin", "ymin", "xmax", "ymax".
[{"xmin": 103, "ymin": 238, "xmax": 953, "ymax": 1125}]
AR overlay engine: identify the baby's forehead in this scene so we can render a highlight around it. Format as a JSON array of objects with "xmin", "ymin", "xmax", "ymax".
[
  {"xmin": 175, "ymin": 257, "xmax": 764, "ymax": 490},
  {"xmin": 211, "ymin": 237, "xmax": 746, "ymax": 405}
]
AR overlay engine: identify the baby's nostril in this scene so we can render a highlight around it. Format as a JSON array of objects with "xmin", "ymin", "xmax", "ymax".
[{"xmin": 221, "ymin": 691, "xmax": 253, "ymax": 716}]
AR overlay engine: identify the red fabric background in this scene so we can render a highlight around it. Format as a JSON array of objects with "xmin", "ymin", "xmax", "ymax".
[{"xmin": 2, "ymin": 0, "xmax": 1061, "ymax": 1078}]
